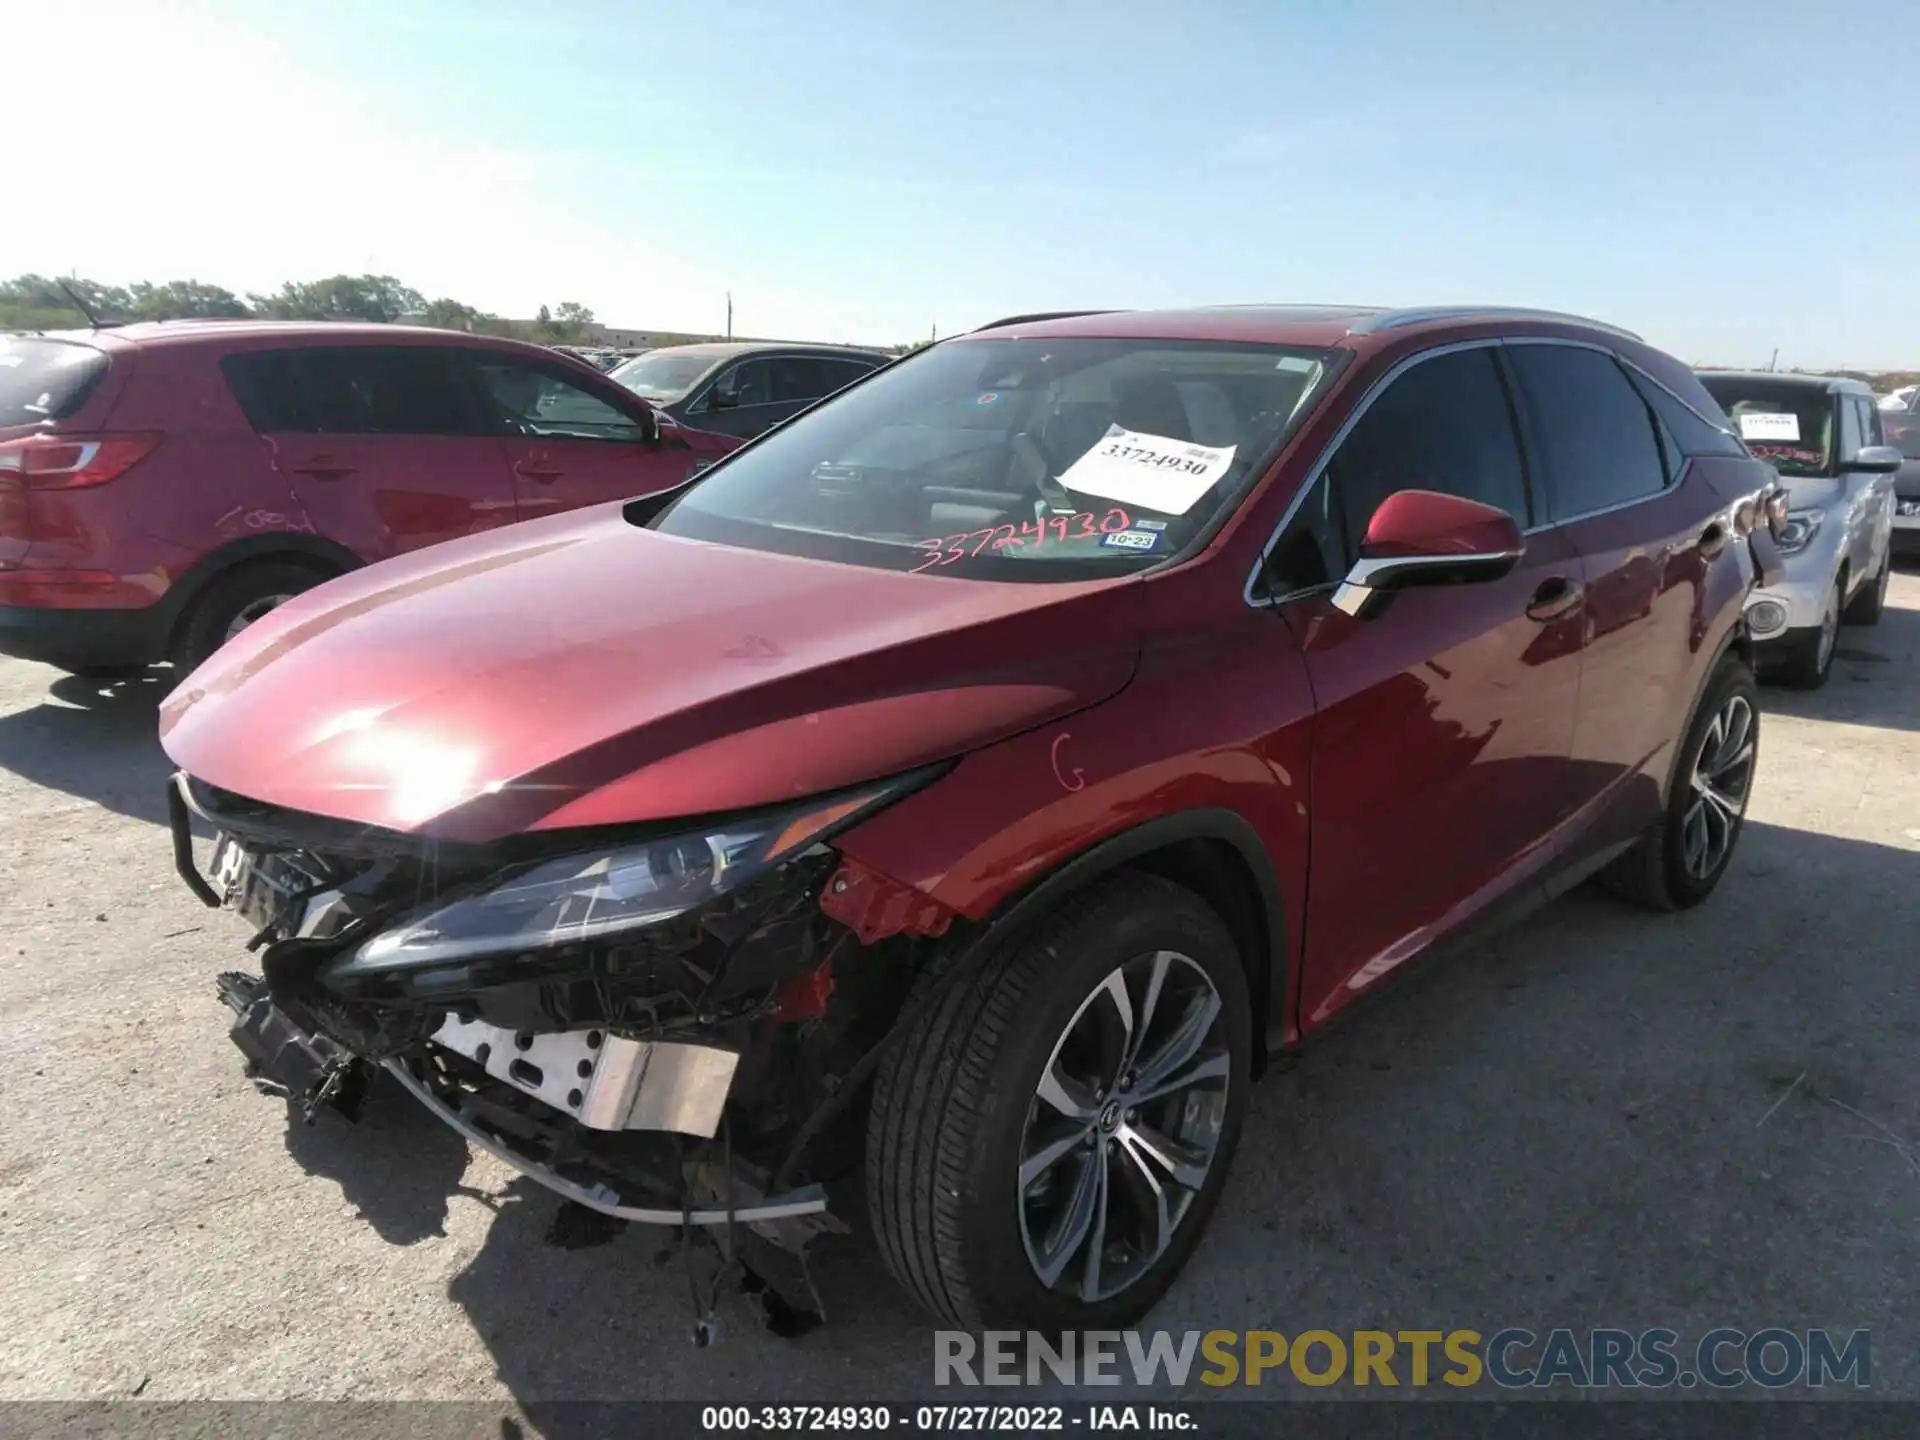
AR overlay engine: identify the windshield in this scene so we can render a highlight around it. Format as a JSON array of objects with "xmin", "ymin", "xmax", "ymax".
[
  {"xmin": 649, "ymin": 336, "xmax": 1337, "ymax": 581},
  {"xmin": 0, "ymin": 337, "xmax": 109, "ymax": 428},
  {"xmin": 610, "ymin": 351, "xmax": 716, "ymax": 401},
  {"xmin": 1697, "ymin": 376, "xmax": 1832, "ymax": 476}
]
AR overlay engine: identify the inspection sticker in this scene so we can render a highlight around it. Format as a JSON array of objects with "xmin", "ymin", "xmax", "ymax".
[
  {"xmin": 1057, "ymin": 425, "xmax": 1236, "ymax": 515},
  {"xmin": 1737, "ymin": 412, "xmax": 1800, "ymax": 442},
  {"xmin": 1101, "ymin": 528, "xmax": 1160, "ymax": 551}
]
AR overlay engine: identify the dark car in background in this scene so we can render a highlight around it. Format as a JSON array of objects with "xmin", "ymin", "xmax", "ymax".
[
  {"xmin": 167, "ymin": 303, "xmax": 1784, "ymax": 1332},
  {"xmin": 1883, "ymin": 406, "xmax": 1920, "ymax": 556},
  {"xmin": 610, "ymin": 341, "xmax": 889, "ymax": 441},
  {"xmin": 0, "ymin": 323, "xmax": 736, "ymax": 676}
]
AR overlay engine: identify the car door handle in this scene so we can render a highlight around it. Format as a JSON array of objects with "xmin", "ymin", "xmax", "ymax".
[
  {"xmin": 1697, "ymin": 522, "xmax": 1727, "ymax": 558},
  {"xmin": 289, "ymin": 457, "xmax": 354, "ymax": 479},
  {"xmin": 514, "ymin": 459, "xmax": 564, "ymax": 482},
  {"xmin": 1526, "ymin": 576, "xmax": 1584, "ymax": 622}
]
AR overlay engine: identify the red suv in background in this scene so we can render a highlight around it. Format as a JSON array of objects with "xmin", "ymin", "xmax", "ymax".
[
  {"xmin": 0, "ymin": 322, "xmax": 736, "ymax": 676},
  {"xmin": 165, "ymin": 304, "xmax": 1786, "ymax": 1333}
]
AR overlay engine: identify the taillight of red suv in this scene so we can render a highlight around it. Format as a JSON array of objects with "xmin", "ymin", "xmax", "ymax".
[{"xmin": 0, "ymin": 433, "xmax": 162, "ymax": 489}]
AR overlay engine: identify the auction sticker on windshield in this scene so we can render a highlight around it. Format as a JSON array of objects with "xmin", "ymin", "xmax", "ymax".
[
  {"xmin": 1057, "ymin": 425, "xmax": 1236, "ymax": 515},
  {"xmin": 1737, "ymin": 412, "xmax": 1801, "ymax": 442}
]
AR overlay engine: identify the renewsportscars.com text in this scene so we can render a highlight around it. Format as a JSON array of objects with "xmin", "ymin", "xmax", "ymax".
[{"xmin": 935, "ymin": 1327, "xmax": 1871, "ymax": 1390}]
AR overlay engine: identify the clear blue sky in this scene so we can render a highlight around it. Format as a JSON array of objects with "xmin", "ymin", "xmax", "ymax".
[{"xmin": 13, "ymin": 0, "xmax": 1918, "ymax": 366}]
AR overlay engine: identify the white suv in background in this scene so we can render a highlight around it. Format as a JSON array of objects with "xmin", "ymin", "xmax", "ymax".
[{"xmin": 1696, "ymin": 371, "xmax": 1899, "ymax": 688}]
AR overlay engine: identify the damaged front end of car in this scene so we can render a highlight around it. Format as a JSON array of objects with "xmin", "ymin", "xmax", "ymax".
[{"xmin": 168, "ymin": 765, "xmax": 956, "ymax": 1339}]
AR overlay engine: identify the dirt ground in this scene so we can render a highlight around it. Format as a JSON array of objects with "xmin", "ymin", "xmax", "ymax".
[{"xmin": 1, "ymin": 572, "xmax": 1915, "ymax": 1406}]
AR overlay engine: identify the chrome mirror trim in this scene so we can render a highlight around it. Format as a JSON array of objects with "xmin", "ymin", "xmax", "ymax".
[{"xmin": 1329, "ymin": 548, "xmax": 1523, "ymax": 618}]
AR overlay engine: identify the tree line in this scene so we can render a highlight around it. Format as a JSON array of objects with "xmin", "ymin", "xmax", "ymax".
[{"xmin": 0, "ymin": 273, "xmax": 602, "ymax": 344}]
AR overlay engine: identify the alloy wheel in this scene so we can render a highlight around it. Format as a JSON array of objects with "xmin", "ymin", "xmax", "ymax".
[
  {"xmin": 1682, "ymin": 694, "xmax": 1755, "ymax": 881},
  {"xmin": 1017, "ymin": 950, "xmax": 1231, "ymax": 1303},
  {"xmin": 224, "ymin": 594, "xmax": 296, "ymax": 643}
]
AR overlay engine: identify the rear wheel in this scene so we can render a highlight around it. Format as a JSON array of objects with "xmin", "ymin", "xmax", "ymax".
[
  {"xmin": 1601, "ymin": 655, "xmax": 1758, "ymax": 911},
  {"xmin": 867, "ymin": 872, "xmax": 1250, "ymax": 1329},
  {"xmin": 170, "ymin": 561, "xmax": 332, "ymax": 674}
]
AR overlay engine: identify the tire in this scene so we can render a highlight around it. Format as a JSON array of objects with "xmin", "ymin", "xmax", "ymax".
[
  {"xmin": 169, "ymin": 561, "xmax": 331, "ymax": 674},
  {"xmin": 1778, "ymin": 578, "xmax": 1842, "ymax": 690},
  {"xmin": 1842, "ymin": 553, "xmax": 1889, "ymax": 626},
  {"xmin": 867, "ymin": 871, "xmax": 1252, "ymax": 1330},
  {"xmin": 1600, "ymin": 654, "xmax": 1759, "ymax": 912}
]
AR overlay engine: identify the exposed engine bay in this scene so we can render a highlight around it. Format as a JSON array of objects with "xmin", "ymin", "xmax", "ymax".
[{"xmin": 169, "ymin": 767, "xmax": 956, "ymax": 1340}]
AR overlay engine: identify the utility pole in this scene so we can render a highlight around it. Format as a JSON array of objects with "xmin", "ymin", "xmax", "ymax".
[
  {"xmin": 1767, "ymin": 348, "xmax": 1778, "ymax": 372},
  {"xmin": 726, "ymin": 292, "xmax": 733, "ymax": 340}
]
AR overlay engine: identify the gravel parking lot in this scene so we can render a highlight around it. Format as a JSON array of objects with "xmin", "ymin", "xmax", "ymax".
[{"xmin": 1, "ymin": 573, "xmax": 1916, "ymax": 1407}]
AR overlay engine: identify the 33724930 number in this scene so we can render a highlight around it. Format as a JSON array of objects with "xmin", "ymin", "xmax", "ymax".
[{"xmin": 910, "ymin": 509, "xmax": 1132, "ymax": 573}]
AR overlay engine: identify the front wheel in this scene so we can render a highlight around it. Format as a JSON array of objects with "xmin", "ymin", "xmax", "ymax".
[
  {"xmin": 1842, "ymin": 552, "xmax": 1889, "ymax": 626},
  {"xmin": 1601, "ymin": 654, "xmax": 1759, "ymax": 911},
  {"xmin": 1779, "ymin": 578, "xmax": 1841, "ymax": 689},
  {"xmin": 867, "ymin": 872, "xmax": 1251, "ymax": 1330}
]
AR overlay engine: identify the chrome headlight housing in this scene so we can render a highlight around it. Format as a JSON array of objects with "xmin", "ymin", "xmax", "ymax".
[
  {"xmin": 340, "ymin": 780, "xmax": 911, "ymax": 974},
  {"xmin": 1776, "ymin": 507, "xmax": 1824, "ymax": 554}
]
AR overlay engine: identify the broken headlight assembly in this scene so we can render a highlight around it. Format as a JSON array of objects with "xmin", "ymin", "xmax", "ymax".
[
  {"xmin": 333, "ymin": 778, "xmax": 918, "ymax": 978},
  {"xmin": 1775, "ymin": 506, "xmax": 1824, "ymax": 554}
]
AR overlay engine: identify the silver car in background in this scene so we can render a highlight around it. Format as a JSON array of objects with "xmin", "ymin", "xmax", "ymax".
[{"xmin": 1696, "ymin": 371, "xmax": 1899, "ymax": 688}]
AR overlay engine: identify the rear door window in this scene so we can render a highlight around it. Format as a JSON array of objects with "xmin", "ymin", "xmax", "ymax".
[
  {"xmin": 0, "ymin": 338, "xmax": 109, "ymax": 427},
  {"xmin": 223, "ymin": 347, "xmax": 488, "ymax": 435},
  {"xmin": 770, "ymin": 357, "xmax": 835, "ymax": 403},
  {"xmin": 1505, "ymin": 344, "xmax": 1667, "ymax": 520}
]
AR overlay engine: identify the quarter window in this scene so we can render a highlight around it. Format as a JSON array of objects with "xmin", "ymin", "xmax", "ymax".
[
  {"xmin": 1505, "ymin": 345, "xmax": 1667, "ymax": 521},
  {"xmin": 1623, "ymin": 368, "xmax": 1746, "ymax": 463}
]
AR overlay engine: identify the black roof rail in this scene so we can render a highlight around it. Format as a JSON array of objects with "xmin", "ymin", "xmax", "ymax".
[{"xmin": 971, "ymin": 309, "xmax": 1123, "ymax": 333}]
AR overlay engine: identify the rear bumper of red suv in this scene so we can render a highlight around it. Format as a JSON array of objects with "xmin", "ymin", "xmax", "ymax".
[{"xmin": 0, "ymin": 601, "xmax": 169, "ymax": 670}]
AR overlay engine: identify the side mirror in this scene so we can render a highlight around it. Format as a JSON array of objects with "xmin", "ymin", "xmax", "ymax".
[
  {"xmin": 1845, "ymin": 444, "xmax": 1903, "ymax": 474},
  {"xmin": 708, "ymin": 386, "xmax": 740, "ymax": 411},
  {"xmin": 650, "ymin": 406, "xmax": 682, "ymax": 445},
  {"xmin": 1332, "ymin": 489, "xmax": 1524, "ymax": 619}
]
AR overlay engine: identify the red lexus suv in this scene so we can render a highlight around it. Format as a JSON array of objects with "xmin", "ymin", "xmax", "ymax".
[
  {"xmin": 0, "ymin": 322, "xmax": 735, "ymax": 676},
  {"xmin": 161, "ymin": 304, "xmax": 1786, "ymax": 1334}
]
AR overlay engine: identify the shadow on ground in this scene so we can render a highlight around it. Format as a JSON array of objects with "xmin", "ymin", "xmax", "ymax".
[
  {"xmin": 0, "ymin": 669, "xmax": 174, "ymax": 823},
  {"xmin": 280, "ymin": 1068, "xmax": 480, "ymax": 1245},
  {"xmin": 1762, "ymin": 586, "xmax": 1919, "ymax": 731},
  {"xmin": 276, "ymin": 820, "xmax": 1919, "ymax": 1412}
]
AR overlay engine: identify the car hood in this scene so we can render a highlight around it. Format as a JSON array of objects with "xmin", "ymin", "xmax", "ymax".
[{"xmin": 159, "ymin": 505, "xmax": 1144, "ymax": 842}]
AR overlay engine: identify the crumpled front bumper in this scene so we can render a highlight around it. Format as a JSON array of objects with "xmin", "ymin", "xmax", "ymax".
[
  {"xmin": 382, "ymin": 1057, "xmax": 828, "ymax": 1226},
  {"xmin": 215, "ymin": 972, "xmax": 829, "ymax": 1228}
]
